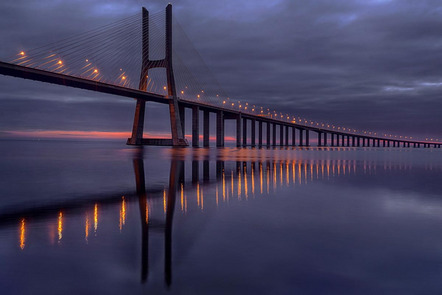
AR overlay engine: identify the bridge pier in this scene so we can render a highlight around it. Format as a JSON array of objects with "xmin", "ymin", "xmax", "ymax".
[
  {"xmin": 179, "ymin": 104, "xmax": 185, "ymax": 137},
  {"xmin": 331, "ymin": 134, "xmax": 335, "ymax": 146},
  {"xmin": 192, "ymin": 106, "xmax": 199, "ymax": 147},
  {"xmin": 216, "ymin": 111, "xmax": 224, "ymax": 147},
  {"xmin": 203, "ymin": 110, "xmax": 210, "ymax": 147},
  {"xmin": 236, "ymin": 114, "xmax": 242, "ymax": 148},
  {"xmin": 323, "ymin": 133, "xmax": 328, "ymax": 146},
  {"xmin": 251, "ymin": 119, "xmax": 256, "ymax": 147},
  {"xmin": 299, "ymin": 129, "xmax": 304, "ymax": 146},
  {"xmin": 305, "ymin": 130, "xmax": 310, "ymax": 146},
  {"xmin": 285, "ymin": 126, "xmax": 289, "ymax": 146},
  {"xmin": 266, "ymin": 122, "xmax": 271, "ymax": 147},
  {"xmin": 292, "ymin": 127, "xmax": 296, "ymax": 146},
  {"xmin": 280, "ymin": 125, "xmax": 284, "ymax": 146},
  {"xmin": 317, "ymin": 132, "xmax": 322, "ymax": 147},
  {"xmin": 243, "ymin": 117, "xmax": 247, "ymax": 147},
  {"xmin": 272, "ymin": 124, "xmax": 277, "ymax": 146},
  {"xmin": 127, "ymin": 99, "xmax": 146, "ymax": 145},
  {"xmin": 258, "ymin": 121, "xmax": 263, "ymax": 147},
  {"xmin": 128, "ymin": 5, "xmax": 187, "ymax": 147}
]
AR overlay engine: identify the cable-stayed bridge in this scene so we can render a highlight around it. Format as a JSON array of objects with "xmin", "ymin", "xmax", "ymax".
[{"xmin": 0, "ymin": 4, "xmax": 440, "ymax": 148}]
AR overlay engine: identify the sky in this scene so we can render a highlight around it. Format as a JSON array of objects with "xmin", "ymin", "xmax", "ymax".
[{"xmin": 0, "ymin": 0, "xmax": 442, "ymax": 141}]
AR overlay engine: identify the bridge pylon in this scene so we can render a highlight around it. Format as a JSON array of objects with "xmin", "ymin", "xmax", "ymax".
[{"xmin": 127, "ymin": 4, "xmax": 188, "ymax": 146}]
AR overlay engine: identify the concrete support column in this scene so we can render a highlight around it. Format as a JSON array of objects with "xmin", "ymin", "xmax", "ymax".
[
  {"xmin": 266, "ymin": 122, "xmax": 271, "ymax": 147},
  {"xmin": 179, "ymin": 104, "xmax": 185, "ymax": 137},
  {"xmin": 331, "ymin": 134, "xmax": 335, "ymax": 146},
  {"xmin": 299, "ymin": 129, "xmax": 304, "ymax": 146},
  {"xmin": 258, "ymin": 121, "xmax": 263, "ymax": 146},
  {"xmin": 192, "ymin": 106, "xmax": 199, "ymax": 147},
  {"xmin": 305, "ymin": 130, "xmax": 310, "ymax": 146},
  {"xmin": 127, "ymin": 99, "xmax": 146, "ymax": 145},
  {"xmin": 216, "ymin": 111, "xmax": 224, "ymax": 147},
  {"xmin": 346, "ymin": 136, "xmax": 350, "ymax": 147},
  {"xmin": 251, "ymin": 119, "xmax": 256, "ymax": 147},
  {"xmin": 203, "ymin": 110, "xmax": 210, "ymax": 147},
  {"xmin": 236, "ymin": 114, "xmax": 242, "ymax": 148},
  {"xmin": 323, "ymin": 133, "xmax": 327, "ymax": 146},
  {"xmin": 318, "ymin": 132, "xmax": 322, "ymax": 147},
  {"xmin": 351, "ymin": 136, "xmax": 356, "ymax": 147},
  {"xmin": 243, "ymin": 118, "xmax": 247, "ymax": 146},
  {"xmin": 292, "ymin": 127, "xmax": 296, "ymax": 146},
  {"xmin": 341, "ymin": 135, "xmax": 345, "ymax": 146},
  {"xmin": 272, "ymin": 124, "xmax": 277, "ymax": 146},
  {"xmin": 280, "ymin": 125, "xmax": 284, "ymax": 146},
  {"xmin": 285, "ymin": 126, "xmax": 289, "ymax": 146}
]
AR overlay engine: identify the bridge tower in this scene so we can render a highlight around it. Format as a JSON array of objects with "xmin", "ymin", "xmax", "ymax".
[{"xmin": 127, "ymin": 4, "xmax": 187, "ymax": 146}]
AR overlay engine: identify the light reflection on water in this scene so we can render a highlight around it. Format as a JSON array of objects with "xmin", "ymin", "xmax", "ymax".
[{"xmin": 0, "ymin": 141, "xmax": 442, "ymax": 294}]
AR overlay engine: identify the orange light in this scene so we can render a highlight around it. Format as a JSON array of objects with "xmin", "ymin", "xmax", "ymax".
[
  {"xmin": 181, "ymin": 90, "xmax": 184, "ymax": 94},
  {"xmin": 122, "ymin": 76, "xmax": 126, "ymax": 80},
  {"xmin": 93, "ymin": 69, "xmax": 98, "ymax": 73},
  {"xmin": 58, "ymin": 60, "xmax": 62, "ymax": 65},
  {"xmin": 58, "ymin": 212, "xmax": 63, "ymax": 241},
  {"xmin": 94, "ymin": 203, "xmax": 98, "ymax": 234},
  {"xmin": 197, "ymin": 94, "xmax": 200, "ymax": 98},
  {"xmin": 119, "ymin": 196, "xmax": 126, "ymax": 231},
  {"xmin": 163, "ymin": 86, "xmax": 167, "ymax": 90},
  {"xmin": 19, "ymin": 51, "xmax": 25, "ymax": 56},
  {"xmin": 19, "ymin": 218, "xmax": 25, "ymax": 250}
]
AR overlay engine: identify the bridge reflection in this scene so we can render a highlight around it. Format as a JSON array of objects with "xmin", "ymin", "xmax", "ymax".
[{"xmin": 3, "ymin": 148, "xmax": 441, "ymax": 288}]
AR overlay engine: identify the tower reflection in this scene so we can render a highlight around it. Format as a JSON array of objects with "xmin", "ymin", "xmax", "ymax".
[{"xmin": 0, "ymin": 148, "xmax": 439, "ymax": 288}]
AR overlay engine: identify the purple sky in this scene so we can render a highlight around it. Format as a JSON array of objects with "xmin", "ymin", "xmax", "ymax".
[{"xmin": 0, "ymin": 0, "xmax": 442, "ymax": 141}]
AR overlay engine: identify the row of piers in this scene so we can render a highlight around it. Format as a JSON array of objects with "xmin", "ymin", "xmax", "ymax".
[{"xmin": 186, "ymin": 106, "xmax": 441, "ymax": 149}]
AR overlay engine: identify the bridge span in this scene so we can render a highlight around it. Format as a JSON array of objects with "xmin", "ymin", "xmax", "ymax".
[
  {"xmin": 0, "ymin": 4, "xmax": 440, "ymax": 149},
  {"xmin": 0, "ymin": 59, "xmax": 439, "ymax": 149}
]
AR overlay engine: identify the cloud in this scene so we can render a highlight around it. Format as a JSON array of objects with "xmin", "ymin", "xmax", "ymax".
[{"xmin": 0, "ymin": 0, "xmax": 441, "ymax": 140}]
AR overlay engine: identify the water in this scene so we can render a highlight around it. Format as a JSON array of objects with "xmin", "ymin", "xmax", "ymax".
[{"xmin": 0, "ymin": 140, "xmax": 441, "ymax": 294}]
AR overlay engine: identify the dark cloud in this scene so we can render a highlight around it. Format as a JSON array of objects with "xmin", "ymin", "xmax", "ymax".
[{"xmin": 0, "ymin": 0, "xmax": 441, "ymax": 140}]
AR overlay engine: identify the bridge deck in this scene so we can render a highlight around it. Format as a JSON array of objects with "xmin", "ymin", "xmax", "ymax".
[
  {"xmin": 0, "ymin": 61, "xmax": 168, "ymax": 104},
  {"xmin": 0, "ymin": 61, "xmax": 439, "ymax": 146}
]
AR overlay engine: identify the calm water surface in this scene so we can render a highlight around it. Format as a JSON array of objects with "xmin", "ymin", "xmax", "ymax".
[{"xmin": 0, "ymin": 140, "xmax": 441, "ymax": 294}]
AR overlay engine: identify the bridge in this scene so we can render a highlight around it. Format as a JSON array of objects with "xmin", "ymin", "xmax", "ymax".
[{"xmin": 0, "ymin": 4, "xmax": 440, "ymax": 149}]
